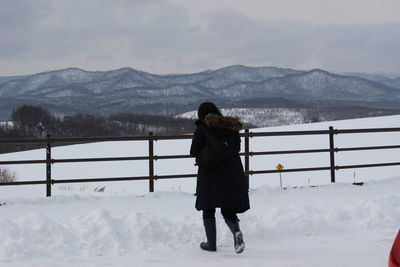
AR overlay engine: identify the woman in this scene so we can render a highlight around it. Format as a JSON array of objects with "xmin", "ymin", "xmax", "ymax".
[{"xmin": 190, "ymin": 102, "xmax": 250, "ymax": 254}]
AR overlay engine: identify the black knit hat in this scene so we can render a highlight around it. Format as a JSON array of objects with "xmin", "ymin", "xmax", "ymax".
[{"xmin": 197, "ymin": 102, "xmax": 222, "ymax": 120}]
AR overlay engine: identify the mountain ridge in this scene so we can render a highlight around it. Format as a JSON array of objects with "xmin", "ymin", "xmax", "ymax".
[{"xmin": 1, "ymin": 65, "xmax": 400, "ymax": 120}]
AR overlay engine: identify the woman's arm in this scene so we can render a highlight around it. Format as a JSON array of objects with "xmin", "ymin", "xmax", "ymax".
[
  {"xmin": 190, "ymin": 126, "xmax": 205, "ymax": 157},
  {"xmin": 232, "ymin": 131, "xmax": 241, "ymax": 153}
]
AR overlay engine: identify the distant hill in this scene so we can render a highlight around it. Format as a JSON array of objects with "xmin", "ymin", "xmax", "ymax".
[
  {"xmin": 382, "ymin": 77, "xmax": 400, "ymax": 89},
  {"xmin": 1, "ymin": 65, "xmax": 400, "ymax": 120}
]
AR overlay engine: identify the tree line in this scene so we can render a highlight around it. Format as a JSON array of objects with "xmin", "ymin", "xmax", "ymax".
[{"xmin": 0, "ymin": 105, "xmax": 196, "ymax": 153}]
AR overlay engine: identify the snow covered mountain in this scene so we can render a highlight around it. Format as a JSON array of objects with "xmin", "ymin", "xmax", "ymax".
[
  {"xmin": 213, "ymin": 69, "xmax": 400, "ymax": 102},
  {"xmin": 0, "ymin": 65, "xmax": 300, "ymax": 97},
  {"xmin": 0, "ymin": 65, "xmax": 399, "ymax": 120},
  {"xmin": 341, "ymin": 71, "xmax": 400, "ymax": 82},
  {"xmin": 382, "ymin": 77, "xmax": 400, "ymax": 89}
]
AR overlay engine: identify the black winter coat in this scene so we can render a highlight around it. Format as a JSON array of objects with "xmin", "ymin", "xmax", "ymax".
[{"xmin": 190, "ymin": 115, "xmax": 250, "ymax": 213}]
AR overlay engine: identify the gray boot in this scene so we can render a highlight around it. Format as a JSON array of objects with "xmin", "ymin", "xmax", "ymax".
[
  {"xmin": 200, "ymin": 218, "xmax": 217, "ymax": 251},
  {"xmin": 224, "ymin": 218, "xmax": 245, "ymax": 254}
]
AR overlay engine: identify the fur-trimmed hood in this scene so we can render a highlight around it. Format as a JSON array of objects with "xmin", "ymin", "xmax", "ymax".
[{"xmin": 203, "ymin": 113, "xmax": 243, "ymax": 131}]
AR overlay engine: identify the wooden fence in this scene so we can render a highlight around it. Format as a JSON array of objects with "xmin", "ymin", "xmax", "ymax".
[{"xmin": 1, "ymin": 126, "xmax": 400, "ymax": 197}]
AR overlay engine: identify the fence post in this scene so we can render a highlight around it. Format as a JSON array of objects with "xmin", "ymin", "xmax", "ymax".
[
  {"xmin": 46, "ymin": 134, "xmax": 52, "ymax": 197},
  {"xmin": 244, "ymin": 129, "xmax": 250, "ymax": 190},
  {"xmin": 148, "ymin": 132, "xmax": 154, "ymax": 192},
  {"xmin": 329, "ymin": 126, "xmax": 336, "ymax": 183}
]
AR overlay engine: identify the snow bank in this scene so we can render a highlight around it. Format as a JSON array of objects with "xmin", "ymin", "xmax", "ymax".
[{"xmin": 1, "ymin": 178, "xmax": 399, "ymax": 266}]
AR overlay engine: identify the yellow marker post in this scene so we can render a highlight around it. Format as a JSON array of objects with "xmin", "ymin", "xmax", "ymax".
[
  {"xmin": 276, "ymin": 164, "xmax": 284, "ymax": 171},
  {"xmin": 276, "ymin": 163, "xmax": 285, "ymax": 188}
]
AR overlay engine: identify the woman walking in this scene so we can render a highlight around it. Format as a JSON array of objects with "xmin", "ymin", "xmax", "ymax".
[{"xmin": 190, "ymin": 102, "xmax": 250, "ymax": 253}]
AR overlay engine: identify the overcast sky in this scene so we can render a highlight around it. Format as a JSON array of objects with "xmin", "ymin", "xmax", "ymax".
[{"xmin": 0, "ymin": 0, "xmax": 399, "ymax": 76}]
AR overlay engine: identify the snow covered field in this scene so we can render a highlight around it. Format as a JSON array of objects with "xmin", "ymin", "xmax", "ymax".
[
  {"xmin": 1, "ymin": 115, "xmax": 400, "ymax": 266},
  {"xmin": 177, "ymin": 108, "xmax": 308, "ymax": 127}
]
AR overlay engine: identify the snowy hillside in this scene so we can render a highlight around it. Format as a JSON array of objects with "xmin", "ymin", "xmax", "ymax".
[
  {"xmin": 2, "ymin": 114, "xmax": 400, "ymax": 196},
  {"xmin": 177, "ymin": 108, "xmax": 311, "ymax": 127},
  {"xmin": 1, "ymin": 115, "xmax": 400, "ymax": 266}
]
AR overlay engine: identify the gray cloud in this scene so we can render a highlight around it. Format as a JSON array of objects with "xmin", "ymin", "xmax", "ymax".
[
  {"xmin": 0, "ymin": 0, "xmax": 399, "ymax": 76},
  {"xmin": 0, "ymin": 0, "xmax": 49, "ymax": 59},
  {"xmin": 314, "ymin": 24, "xmax": 400, "ymax": 72}
]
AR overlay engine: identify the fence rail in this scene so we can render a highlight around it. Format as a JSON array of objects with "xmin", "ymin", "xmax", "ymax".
[{"xmin": 1, "ymin": 126, "xmax": 400, "ymax": 197}]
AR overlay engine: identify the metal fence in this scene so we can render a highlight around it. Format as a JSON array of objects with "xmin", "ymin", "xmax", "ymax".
[{"xmin": 1, "ymin": 126, "xmax": 400, "ymax": 197}]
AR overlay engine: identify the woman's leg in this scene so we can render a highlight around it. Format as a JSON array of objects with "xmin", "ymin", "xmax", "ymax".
[
  {"xmin": 203, "ymin": 208, "xmax": 216, "ymax": 219},
  {"xmin": 220, "ymin": 208, "xmax": 238, "ymax": 221},
  {"xmin": 221, "ymin": 208, "xmax": 245, "ymax": 254},
  {"xmin": 200, "ymin": 208, "xmax": 217, "ymax": 251}
]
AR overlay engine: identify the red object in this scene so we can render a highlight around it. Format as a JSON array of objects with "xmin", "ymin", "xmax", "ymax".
[{"xmin": 389, "ymin": 230, "xmax": 400, "ymax": 267}]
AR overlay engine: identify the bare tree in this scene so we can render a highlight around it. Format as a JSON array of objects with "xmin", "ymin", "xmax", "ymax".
[{"xmin": 0, "ymin": 168, "xmax": 16, "ymax": 183}]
